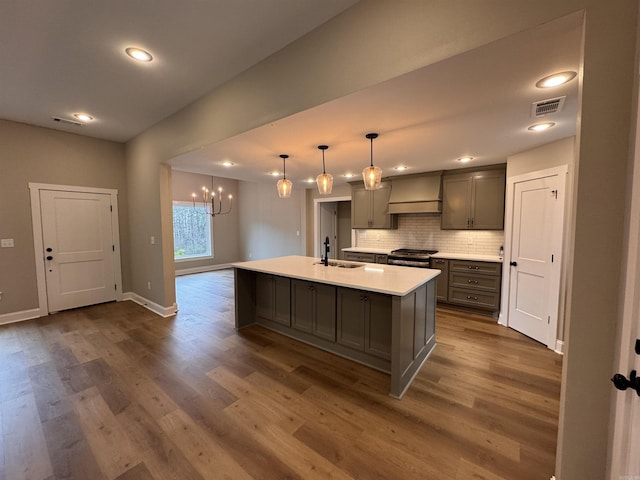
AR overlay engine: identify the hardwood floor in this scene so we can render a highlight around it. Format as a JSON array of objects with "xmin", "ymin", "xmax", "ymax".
[{"xmin": 0, "ymin": 269, "xmax": 562, "ymax": 479}]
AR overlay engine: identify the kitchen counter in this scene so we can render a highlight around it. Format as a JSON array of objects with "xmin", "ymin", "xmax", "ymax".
[
  {"xmin": 233, "ymin": 255, "xmax": 438, "ymax": 297},
  {"xmin": 342, "ymin": 247, "xmax": 392, "ymax": 255},
  {"xmin": 430, "ymin": 252, "xmax": 503, "ymax": 263},
  {"xmin": 233, "ymin": 255, "xmax": 439, "ymax": 398}
]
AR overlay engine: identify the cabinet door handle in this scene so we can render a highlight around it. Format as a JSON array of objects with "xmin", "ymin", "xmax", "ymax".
[
  {"xmin": 467, "ymin": 266, "xmax": 480, "ymax": 270},
  {"xmin": 466, "ymin": 295, "xmax": 479, "ymax": 301},
  {"xmin": 467, "ymin": 279, "xmax": 479, "ymax": 284}
]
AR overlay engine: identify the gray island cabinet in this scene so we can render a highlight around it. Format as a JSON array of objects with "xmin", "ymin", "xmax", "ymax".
[{"xmin": 233, "ymin": 255, "xmax": 439, "ymax": 398}]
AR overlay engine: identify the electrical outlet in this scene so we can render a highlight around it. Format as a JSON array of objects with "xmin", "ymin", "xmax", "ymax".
[
  {"xmin": 147, "ymin": 281, "xmax": 151, "ymax": 290},
  {"xmin": 150, "ymin": 236, "xmax": 155, "ymax": 245},
  {"xmin": 1, "ymin": 239, "xmax": 14, "ymax": 248},
  {"xmin": 467, "ymin": 236, "xmax": 474, "ymax": 245},
  {"xmin": 0, "ymin": 291, "xmax": 3, "ymax": 301}
]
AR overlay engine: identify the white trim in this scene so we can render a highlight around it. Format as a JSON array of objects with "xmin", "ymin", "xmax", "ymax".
[
  {"xmin": 0, "ymin": 308, "xmax": 42, "ymax": 326},
  {"xmin": 313, "ymin": 196, "xmax": 352, "ymax": 257},
  {"xmin": 175, "ymin": 263, "xmax": 233, "ymax": 276},
  {"xmin": 554, "ymin": 340, "xmax": 565, "ymax": 355},
  {"xmin": 122, "ymin": 292, "xmax": 177, "ymax": 317},
  {"xmin": 501, "ymin": 165, "xmax": 568, "ymax": 351},
  {"xmin": 28, "ymin": 183, "xmax": 124, "ymax": 315}
]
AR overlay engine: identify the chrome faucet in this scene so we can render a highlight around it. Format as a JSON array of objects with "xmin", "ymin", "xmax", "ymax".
[{"xmin": 322, "ymin": 236, "xmax": 330, "ymax": 266}]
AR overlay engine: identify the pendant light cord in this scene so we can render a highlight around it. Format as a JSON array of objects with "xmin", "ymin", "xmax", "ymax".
[
  {"xmin": 322, "ymin": 150, "xmax": 326, "ymax": 174},
  {"xmin": 370, "ymin": 136, "xmax": 374, "ymax": 167}
]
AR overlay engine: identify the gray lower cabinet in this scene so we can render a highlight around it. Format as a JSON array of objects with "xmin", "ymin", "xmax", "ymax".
[
  {"xmin": 343, "ymin": 251, "xmax": 388, "ymax": 264},
  {"xmin": 336, "ymin": 288, "xmax": 392, "ymax": 360},
  {"xmin": 447, "ymin": 260, "xmax": 501, "ymax": 311},
  {"xmin": 430, "ymin": 258, "xmax": 449, "ymax": 301},
  {"xmin": 255, "ymin": 273, "xmax": 291, "ymax": 326},
  {"xmin": 291, "ymin": 279, "xmax": 336, "ymax": 341}
]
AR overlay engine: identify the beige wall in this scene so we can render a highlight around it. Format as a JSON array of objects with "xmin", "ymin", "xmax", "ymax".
[
  {"xmin": 506, "ymin": 137, "xmax": 576, "ymax": 343},
  {"xmin": 120, "ymin": 2, "xmax": 637, "ymax": 477},
  {"xmin": 0, "ymin": 120, "xmax": 128, "ymax": 316},
  {"xmin": 171, "ymin": 170, "xmax": 240, "ymax": 272},
  {"xmin": 238, "ymin": 181, "xmax": 305, "ymax": 260}
]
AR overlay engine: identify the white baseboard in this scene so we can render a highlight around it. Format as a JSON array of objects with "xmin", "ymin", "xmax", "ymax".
[
  {"xmin": 122, "ymin": 292, "xmax": 177, "ymax": 317},
  {"xmin": 0, "ymin": 308, "xmax": 43, "ymax": 326},
  {"xmin": 554, "ymin": 340, "xmax": 565, "ymax": 355},
  {"xmin": 175, "ymin": 263, "xmax": 233, "ymax": 276}
]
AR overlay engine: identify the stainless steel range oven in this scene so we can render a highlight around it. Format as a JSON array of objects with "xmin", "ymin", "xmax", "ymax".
[{"xmin": 387, "ymin": 249, "xmax": 438, "ymax": 268}]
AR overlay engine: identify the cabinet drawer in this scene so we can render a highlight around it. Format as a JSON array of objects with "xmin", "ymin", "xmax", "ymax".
[
  {"xmin": 344, "ymin": 252, "xmax": 376, "ymax": 263},
  {"xmin": 449, "ymin": 260, "xmax": 501, "ymax": 276},
  {"xmin": 448, "ymin": 287, "xmax": 499, "ymax": 310},
  {"xmin": 449, "ymin": 272, "xmax": 500, "ymax": 293}
]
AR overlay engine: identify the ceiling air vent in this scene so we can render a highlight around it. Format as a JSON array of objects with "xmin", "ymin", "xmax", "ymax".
[
  {"xmin": 531, "ymin": 96, "xmax": 566, "ymax": 117},
  {"xmin": 52, "ymin": 116, "xmax": 83, "ymax": 127}
]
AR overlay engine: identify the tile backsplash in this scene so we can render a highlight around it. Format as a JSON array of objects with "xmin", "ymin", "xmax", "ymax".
[{"xmin": 355, "ymin": 214, "xmax": 504, "ymax": 255}]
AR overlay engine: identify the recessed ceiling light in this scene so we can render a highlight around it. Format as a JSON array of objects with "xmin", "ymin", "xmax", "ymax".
[
  {"xmin": 394, "ymin": 165, "xmax": 408, "ymax": 171},
  {"xmin": 222, "ymin": 161, "xmax": 235, "ymax": 167},
  {"xmin": 457, "ymin": 156, "xmax": 474, "ymax": 163},
  {"xmin": 125, "ymin": 47, "xmax": 153, "ymax": 62},
  {"xmin": 528, "ymin": 122, "xmax": 556, "ymax": 132},
  {"xmin": 536, "ymin": 71, "xmax": 577, "ymax": 88},
  {"xmin": 269, "ymin": 171, "xmax": 280, "ymax": 177},
  {"xmin": 343, "ymin": 173, "xmax": 355, "ymax": 178},
  {"xmin": 73, "ymin": 113, "xmax": 94, "ymax": 122},
  {"xmin": 304, "ymin": 178, "xmax": 315, "ymax": 183}
]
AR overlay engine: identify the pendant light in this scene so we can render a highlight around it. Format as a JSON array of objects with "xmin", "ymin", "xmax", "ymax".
[
  {"xmin": 362, "ymin": 132, "xmax": 382, "ymax": 190},
  {"xmin": 276, "ymin": 154, "xmax": 292, "ymax": 198},
  {"xmin": 316, "ymin": 145, "xmax": 333, "ymax": 195}
]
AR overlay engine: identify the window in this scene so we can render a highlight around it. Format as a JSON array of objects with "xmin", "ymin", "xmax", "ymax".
[{"xmin": 173, "ymin": 201, "xmax": 213, "ymax": 260}]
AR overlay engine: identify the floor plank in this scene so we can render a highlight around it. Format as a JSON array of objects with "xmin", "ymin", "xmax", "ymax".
[{"xmin": 0, "ymin": 268, "xmax": 562, "ymax": 479}]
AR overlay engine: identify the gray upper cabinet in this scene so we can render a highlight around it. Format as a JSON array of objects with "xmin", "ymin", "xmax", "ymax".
[
  {"xmin": 351, "ymin": 182, "xmax": 396, "ymax": 229},
  {"xmin": 441, "ymin": 167, "xmax": 506, "ymax": 230}
]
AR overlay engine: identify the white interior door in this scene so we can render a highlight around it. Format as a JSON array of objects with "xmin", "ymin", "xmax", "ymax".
[
  {"xmin": 319, "ymin": 202, "xmax": 337, "ymax": 259},
  {"xmin": 508, "ymin": 173, "xmax": 564, "ymax": 346},
  {"xmin": 40, "ymin": 189, "xmax": 116, "ymax": 312}
]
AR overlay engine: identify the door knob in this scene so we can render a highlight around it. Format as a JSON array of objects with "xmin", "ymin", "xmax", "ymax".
[
  {"xmin": 611, "ymin": 370, "xmax": 640, "ymax": 396},
  {"xmin": 510, "ymin": 261, "xmax": 518, "ymax": 267},
  {"xmin": 46, "ymin": 256, "xmax": 53, "ymax": 261},
  {"xmin": 46, "ymin": 247, "xmax": 53, "ymax": 252}
]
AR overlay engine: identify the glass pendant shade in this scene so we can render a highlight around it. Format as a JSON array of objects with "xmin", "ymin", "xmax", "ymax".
[
  {"xmin": 316, "ymin": 172, "xmax": 333, "ymax": 194},
  {"xmin": 277, "ymin": 178, "xmax": 292, "ymax": 198},
  {"xmin": 316, "ymin": 145, "xmax": 333, "ymax": 194},
  {"xmin": 277, "ymin": 154, "xmax": 292, "ymax": 198},
  {"xmin": 362, "ymin": 164, "xmax": 382, "ymax": 190},
  {"xmin": 363, "ymin": 133, "xmax": 382, "ymax": 190}
]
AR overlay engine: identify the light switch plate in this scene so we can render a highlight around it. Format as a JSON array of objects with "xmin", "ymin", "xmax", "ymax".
[{"xmin": 1, "ymin": 239, "xmax": 14, "ymax": 248}]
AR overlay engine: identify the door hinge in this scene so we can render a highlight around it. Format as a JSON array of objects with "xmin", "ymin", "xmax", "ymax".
[
  {"xmin": 114, "ymin": 284, "xmax": 117, "ymax": 291},
  {"xmin": 110, "ymin": 205, "xmax": 113, "ymax": 212},
  {"xmin": 551, "ymin": 189, "xmax": 558, "ymax": 199},
  {"xmin": 551, "ymin": 254, "xmax": 554, "ymax": 263},
  {"xmin": 548, "ymin": 315, "xmax": 551, "ymax": 324}
]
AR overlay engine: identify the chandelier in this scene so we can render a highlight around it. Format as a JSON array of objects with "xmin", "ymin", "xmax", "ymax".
[{"xmin": 192, "ymin": 180, "xmax": 233, "ymax": 216}]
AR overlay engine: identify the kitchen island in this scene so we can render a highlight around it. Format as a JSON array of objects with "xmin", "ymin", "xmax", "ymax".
[{"xmin": 233, "ymin": 255, "xmax": 440, "ymax": 398}]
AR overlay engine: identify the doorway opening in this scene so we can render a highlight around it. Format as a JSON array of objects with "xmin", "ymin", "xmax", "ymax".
[{"xmin": 313, "ymin": 196, "xmax": 353, "ymax": 260}]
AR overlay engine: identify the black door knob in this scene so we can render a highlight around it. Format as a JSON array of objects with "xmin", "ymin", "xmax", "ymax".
[
  {"xmin": 46, "ymin": 247, "xmax": 53, "ymax": 252},
  {"xmin": 510, "ymin": 261, "xmax": 517, "ymax": 267},
  {"xmin": 46, "ymin": 256, "xmax": 53, "ymax": 261},
  {"xmin": 611, "ymin": 370, "xmax": 640, "ymax": 396}
]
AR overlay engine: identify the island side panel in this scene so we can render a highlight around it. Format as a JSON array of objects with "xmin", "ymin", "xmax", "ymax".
[
  {"xmin": 234, "ymin": 267, "xmax": 256, "ymax": 329},
  {"xmin": 390, "ymin": 279, "xmax": 437, "ymax": 398}
]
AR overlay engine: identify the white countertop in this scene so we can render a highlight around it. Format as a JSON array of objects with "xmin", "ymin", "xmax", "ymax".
[
  {"xmin": 342, "ymin": 247, "xmax": 503, "ymax": 263},
  {"xmin": 430, "ymin": 252, "xmax": 503, "ymax": 263},
  {"xmin": 232, "ymin": 255, "xmax": 439, "ymax": 297},
  {"xmin": 342, "ymin": 247, "xmax": 392, "ymax": 255}
]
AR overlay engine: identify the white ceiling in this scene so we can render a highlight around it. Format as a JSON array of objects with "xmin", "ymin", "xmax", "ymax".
[
  {"xmin": 1, "ymin": 2, "xmax": 582, "ymax": 188},
  {"xmin": 0, "ymin": 0, "xmax": 358, "ymax": 142}
]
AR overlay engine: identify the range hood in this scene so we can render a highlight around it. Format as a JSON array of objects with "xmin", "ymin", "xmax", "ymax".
[{"xmin": 388, "ymin": 172, "xmax": 443, "ymax": 214}]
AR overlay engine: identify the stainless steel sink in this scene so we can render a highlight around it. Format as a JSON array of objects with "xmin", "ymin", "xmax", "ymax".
[{"xmin": 313, "ymin": 260, "xmax": 364, "ymax": 268}]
